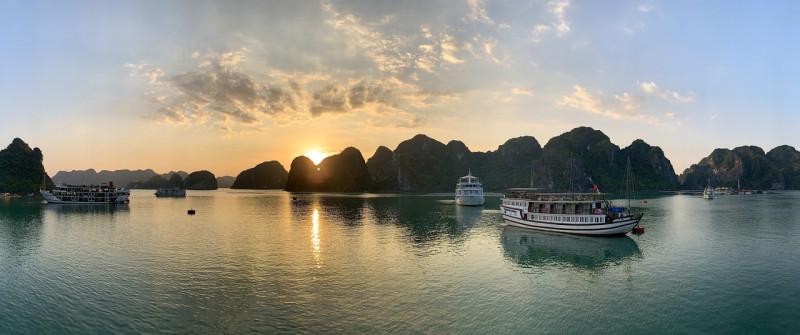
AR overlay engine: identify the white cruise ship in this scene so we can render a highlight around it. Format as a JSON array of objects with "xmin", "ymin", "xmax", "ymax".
[
  {"xmin": 40, "ymin": 182, "xmax": 130, "ymax": 204},
  {"xmin": 455, "ymin": 170, "xmax": 485, "ymax": 206},
  {"xmin": 500, "ymin": 189, "xmax": 642, "ymax": 235}
]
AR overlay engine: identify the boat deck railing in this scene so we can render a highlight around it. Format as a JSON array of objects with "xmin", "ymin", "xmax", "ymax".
[
  {"xmin": 530, "ymin": 209, "xmax": 603, "ymax": 215},
  {"xmin": 504, "ymin": 193, "xmax": 606, "ymax": 202}
]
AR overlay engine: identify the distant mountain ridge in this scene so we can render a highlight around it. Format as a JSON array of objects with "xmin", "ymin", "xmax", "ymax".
[
  {"xmin": 52, "ymin": 169, "xmax": 188, "ymax": 188},
  {"xmin": 41, "ymin": 127, "xmax": 800, "ymax": 193},
  {"xmin": 285, "ymin": 147, "xmax": 371, "ymax": 192},
  {"xmin": 362, "ymin": 127, "xmax": 677, "ymax": 192},
  {"xmin": 231, "ymin": 161, "xmax": 287, "ymax": 189},
  {"xmin": 530, "ymin": 127, "xmax": 678, "ymax": 192},
  {"xmin": 679, "ymin": 145, "xmax": 800, "ymax": 190},
  {"xmin": 240, "ymin": 127, "xmax": 798, "ymax": 193},
  {"xmin": 51, "ymin": 169, "xmax": 234, "ymax": 190},
  {"xmin": 365, "ymin": 134, "xmax": 546, "ymax": 192}
]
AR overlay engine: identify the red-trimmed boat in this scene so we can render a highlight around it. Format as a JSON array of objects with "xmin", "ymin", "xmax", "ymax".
[{"xmin": 500, "ymin": 189, "xmax": 643, "ymax": 236}]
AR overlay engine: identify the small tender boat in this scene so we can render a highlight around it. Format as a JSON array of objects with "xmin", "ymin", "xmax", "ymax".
[
  {"xmin": 500, "ymin": 189, "xmax": 643, "ymax": 235},
  {"xmin": 455, "ymin": 170, "xmax": 484, "ymax": 206},
  {"xmin": 40, "ymin": 182, "xmax": 130, "ymax": 204},
  {"xmin": 155, "ymin": 187, "xmax": 186, "ymax": 197}
]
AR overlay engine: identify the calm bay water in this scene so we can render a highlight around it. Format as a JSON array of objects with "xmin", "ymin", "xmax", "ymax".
[{"xmin": 2, "ymin": 190, "xmax": 799, "ymax": 334}]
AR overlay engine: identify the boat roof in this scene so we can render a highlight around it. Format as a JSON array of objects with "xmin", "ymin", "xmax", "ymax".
[{"xmin": 504, "ymin": 188, "xmax": 607, "ymax": 195}]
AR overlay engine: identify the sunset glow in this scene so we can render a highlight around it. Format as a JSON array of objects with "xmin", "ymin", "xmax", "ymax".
[
  {"xmin": 1, "ymin": 1, "xmax": 798, "ymax": 178},
  {"xmin": 305, "ymin": 150, "xmax": 328, "ymax": 165}
]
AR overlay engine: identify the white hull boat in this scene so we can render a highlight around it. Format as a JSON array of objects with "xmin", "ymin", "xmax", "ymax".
[
  {"xmin": 500, "ymin": 189, "xmax": 643, "ymax": 236},
  {"xmin": 455, "ymin": 170, "xmax": 485, "ymax": 206},
  {"xmin": 40, "ymin": 182, "xmax": 130, "ymax": 204}
]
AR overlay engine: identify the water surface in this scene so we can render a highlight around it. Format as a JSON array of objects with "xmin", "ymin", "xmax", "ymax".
[{"xmin": 1, "ymin": 190, "xmax": 799, "ymax": 333}]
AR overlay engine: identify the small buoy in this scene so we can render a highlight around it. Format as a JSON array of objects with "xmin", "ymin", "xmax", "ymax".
[
  {"xmin": 188, "ymin": 209, "xmax": 196, "ymax": 215},
  {"xmin": 632, "ymin": 226, "xmax": 644, "ymax": 234}
]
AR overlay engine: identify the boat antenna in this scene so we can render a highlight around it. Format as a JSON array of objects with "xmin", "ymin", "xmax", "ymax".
[
  {"xmin": 625, "ymin": 157, "xmax": 633, "ymax": 214},
  {"xmin": 568, "ymin": 154, "xmax": 574, "ymax": 193},
  {"xmin": 530, "ymin": 162, "xmax": 535, "ymax": 188},
  {"xmin": 587, "ymin": 176, "xmax": 598, "ymax": 193}
]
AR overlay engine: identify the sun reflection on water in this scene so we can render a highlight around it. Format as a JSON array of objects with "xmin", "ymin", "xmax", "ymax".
[{"xmin": 311, "ymin": 208, "xmax": 321, "ymax": 265}]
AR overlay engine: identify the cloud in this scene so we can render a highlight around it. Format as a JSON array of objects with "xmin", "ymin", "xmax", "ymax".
[
  {"xmin": 614, "ymin": 92, "xmax": 642, "ymax": 111},
  {"xmin": 530, "ymin": 1, "xmax": 570, "ymax": 43},
  {"xmin": 531, "ymin": 24, "xmax": 551, "ymax": 43},
  {"xmin": 441, "ymin": 34, "xmax": 468, "ymax": 64},
  {"xmin": 139, "ymin": 52, "xmax": 268, "ymax": 127},
  {"xmin": 511, "ymin": 88, "xmax": 534, "ymax": 96},
  {"xmin": 322, "ymin": 2, "xmax": 509, "ymax": 77},
  {"xmin": 414, "ymin": 26, "xmax": 477, "ymax": 71},
  {"xmin": 638, "ymin": 5, "xmax": 654, "ymax": 12},
  {"xmin": 640, "ymin": 82, "xmax": 696, "ymax": 103},
  {"xmin": 497, "ymin": 23, "xmax": 512, "ymax": 31},
  {"xmin": 310, "ymin": 85, "xmax": 349, "ymax": 116},
  {"xmin": 472, "ymin": 35, "xmax": 508, "ymax": 66},
  {"xmin": 466, "ymin": 0, "xmax": 495, "ymax": 26},
  {"xmin": 129, "ymin": 50, "xmax": 462, "ymax": 131},
  {"xmin": 556, "ymin": 85, "xmax": 653, "ymax": 122},
  {"xmin": 125, "ymin": 63, "xmax": 163, "ymax": 83},
  {"xmin": 323, "ymin": 3, "xmax": 414, "ymax": 75},
  {"xmin": 127, "ymin": 2, "xmax": 527, "ymax": 133},
  {"xmin": 549, "ymin": 1, "xmax": 571, "ymax": 36},
  {"xmin": 557, "ymin": 82, "xmax": 696, "ymax": 124},
  {"xmin": 623, "ymin": 4, "xmax": 654, "ymax": 33}
]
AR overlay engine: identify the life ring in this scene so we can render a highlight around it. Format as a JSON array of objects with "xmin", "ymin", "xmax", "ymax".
[{"xmin": 595, "ymin": 209, "xmax": 601, "ymax": 214}]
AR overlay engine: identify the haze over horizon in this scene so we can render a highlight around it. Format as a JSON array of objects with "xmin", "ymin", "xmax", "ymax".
[{"xmin": 2, "ymin": 1, "xmax": 798, "ymax": 177}]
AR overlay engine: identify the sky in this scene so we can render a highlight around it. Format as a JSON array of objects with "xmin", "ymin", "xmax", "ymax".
[{"xmin": 1, "ymin": 0, "xmax": 799, "ymax": 177}]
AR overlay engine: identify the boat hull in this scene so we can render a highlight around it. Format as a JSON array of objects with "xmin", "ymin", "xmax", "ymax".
[
  {"xmin": 456, "ymin": 195, "xmax": 485, "ymax": 206},
  {"xmin": 40, "ymin": 190, "xmax": 130, "ymax": 204},
  {"xmin": 501, "ymin": 206, "xmax": 642, "ymax": 236}
]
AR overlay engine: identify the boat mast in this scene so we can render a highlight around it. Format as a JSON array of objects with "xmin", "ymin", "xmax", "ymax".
[{"xmin": 625, "ymin": 157, "xmax": 632, "ymax": 214}]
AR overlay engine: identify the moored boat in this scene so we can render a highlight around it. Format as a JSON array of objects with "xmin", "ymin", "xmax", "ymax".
[
  {"xmin": 703, "ymin": 187, "xmax": 714, "ymax": 199},
  {"xmin": 455, "ymin": 170, "xmax": 484, "ymax": 206},
  {"xmin": 500, "ymin": 189, "xmax": 643, "ymax": 235},
  {"xmin": 703, "ymin": 180, "xmax": 714, "ymax": 199},
  {"xmin": 40, "ymin": 182, "xmax": 130, "ymax": 204},
  {"xmin": 155, "ymin": 187, "xmax": 186, "ymax": 197}
]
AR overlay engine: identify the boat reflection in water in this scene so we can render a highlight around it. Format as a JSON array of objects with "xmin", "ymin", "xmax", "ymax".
[
  {"xmin": 44, "ymin": 203, "xmax": 129, "ymax": 216},
  {"xmin": 454, "ymin": 204, "xmax": 484, "ymax": 228},
  {"xmin": 501, "ymin": 226, "xmax": 641, "ymax": 270}
]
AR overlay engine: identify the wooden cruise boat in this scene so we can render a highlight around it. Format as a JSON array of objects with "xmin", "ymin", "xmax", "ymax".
[
  {"xmin": 40, "ymin": 182, "xmax": 130, "ymax": 204},
  {"xmin": 500, "ymin": 189, "xmax": 643, "ymax": 235}
]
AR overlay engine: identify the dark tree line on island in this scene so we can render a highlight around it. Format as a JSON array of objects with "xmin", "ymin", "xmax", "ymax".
[
  {"xmin": 0, "ymin": 138, "xmax": 54, "ymax": 194},
  {"xmin": 5, "ymin": 128, "xmax": 800, "ymax": 194},
  {"xmin": 50, "ymin": 169, "xmax": 225, "ymax": 190},
  {"xmin": 126, "ymin": 170, "xmax": 218, "ymax": 190}
]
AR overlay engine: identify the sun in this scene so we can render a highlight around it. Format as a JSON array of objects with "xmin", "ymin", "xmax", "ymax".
[{"xmin": 304, "ymin": 149, "xmax": 328, "ymax": 165}]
